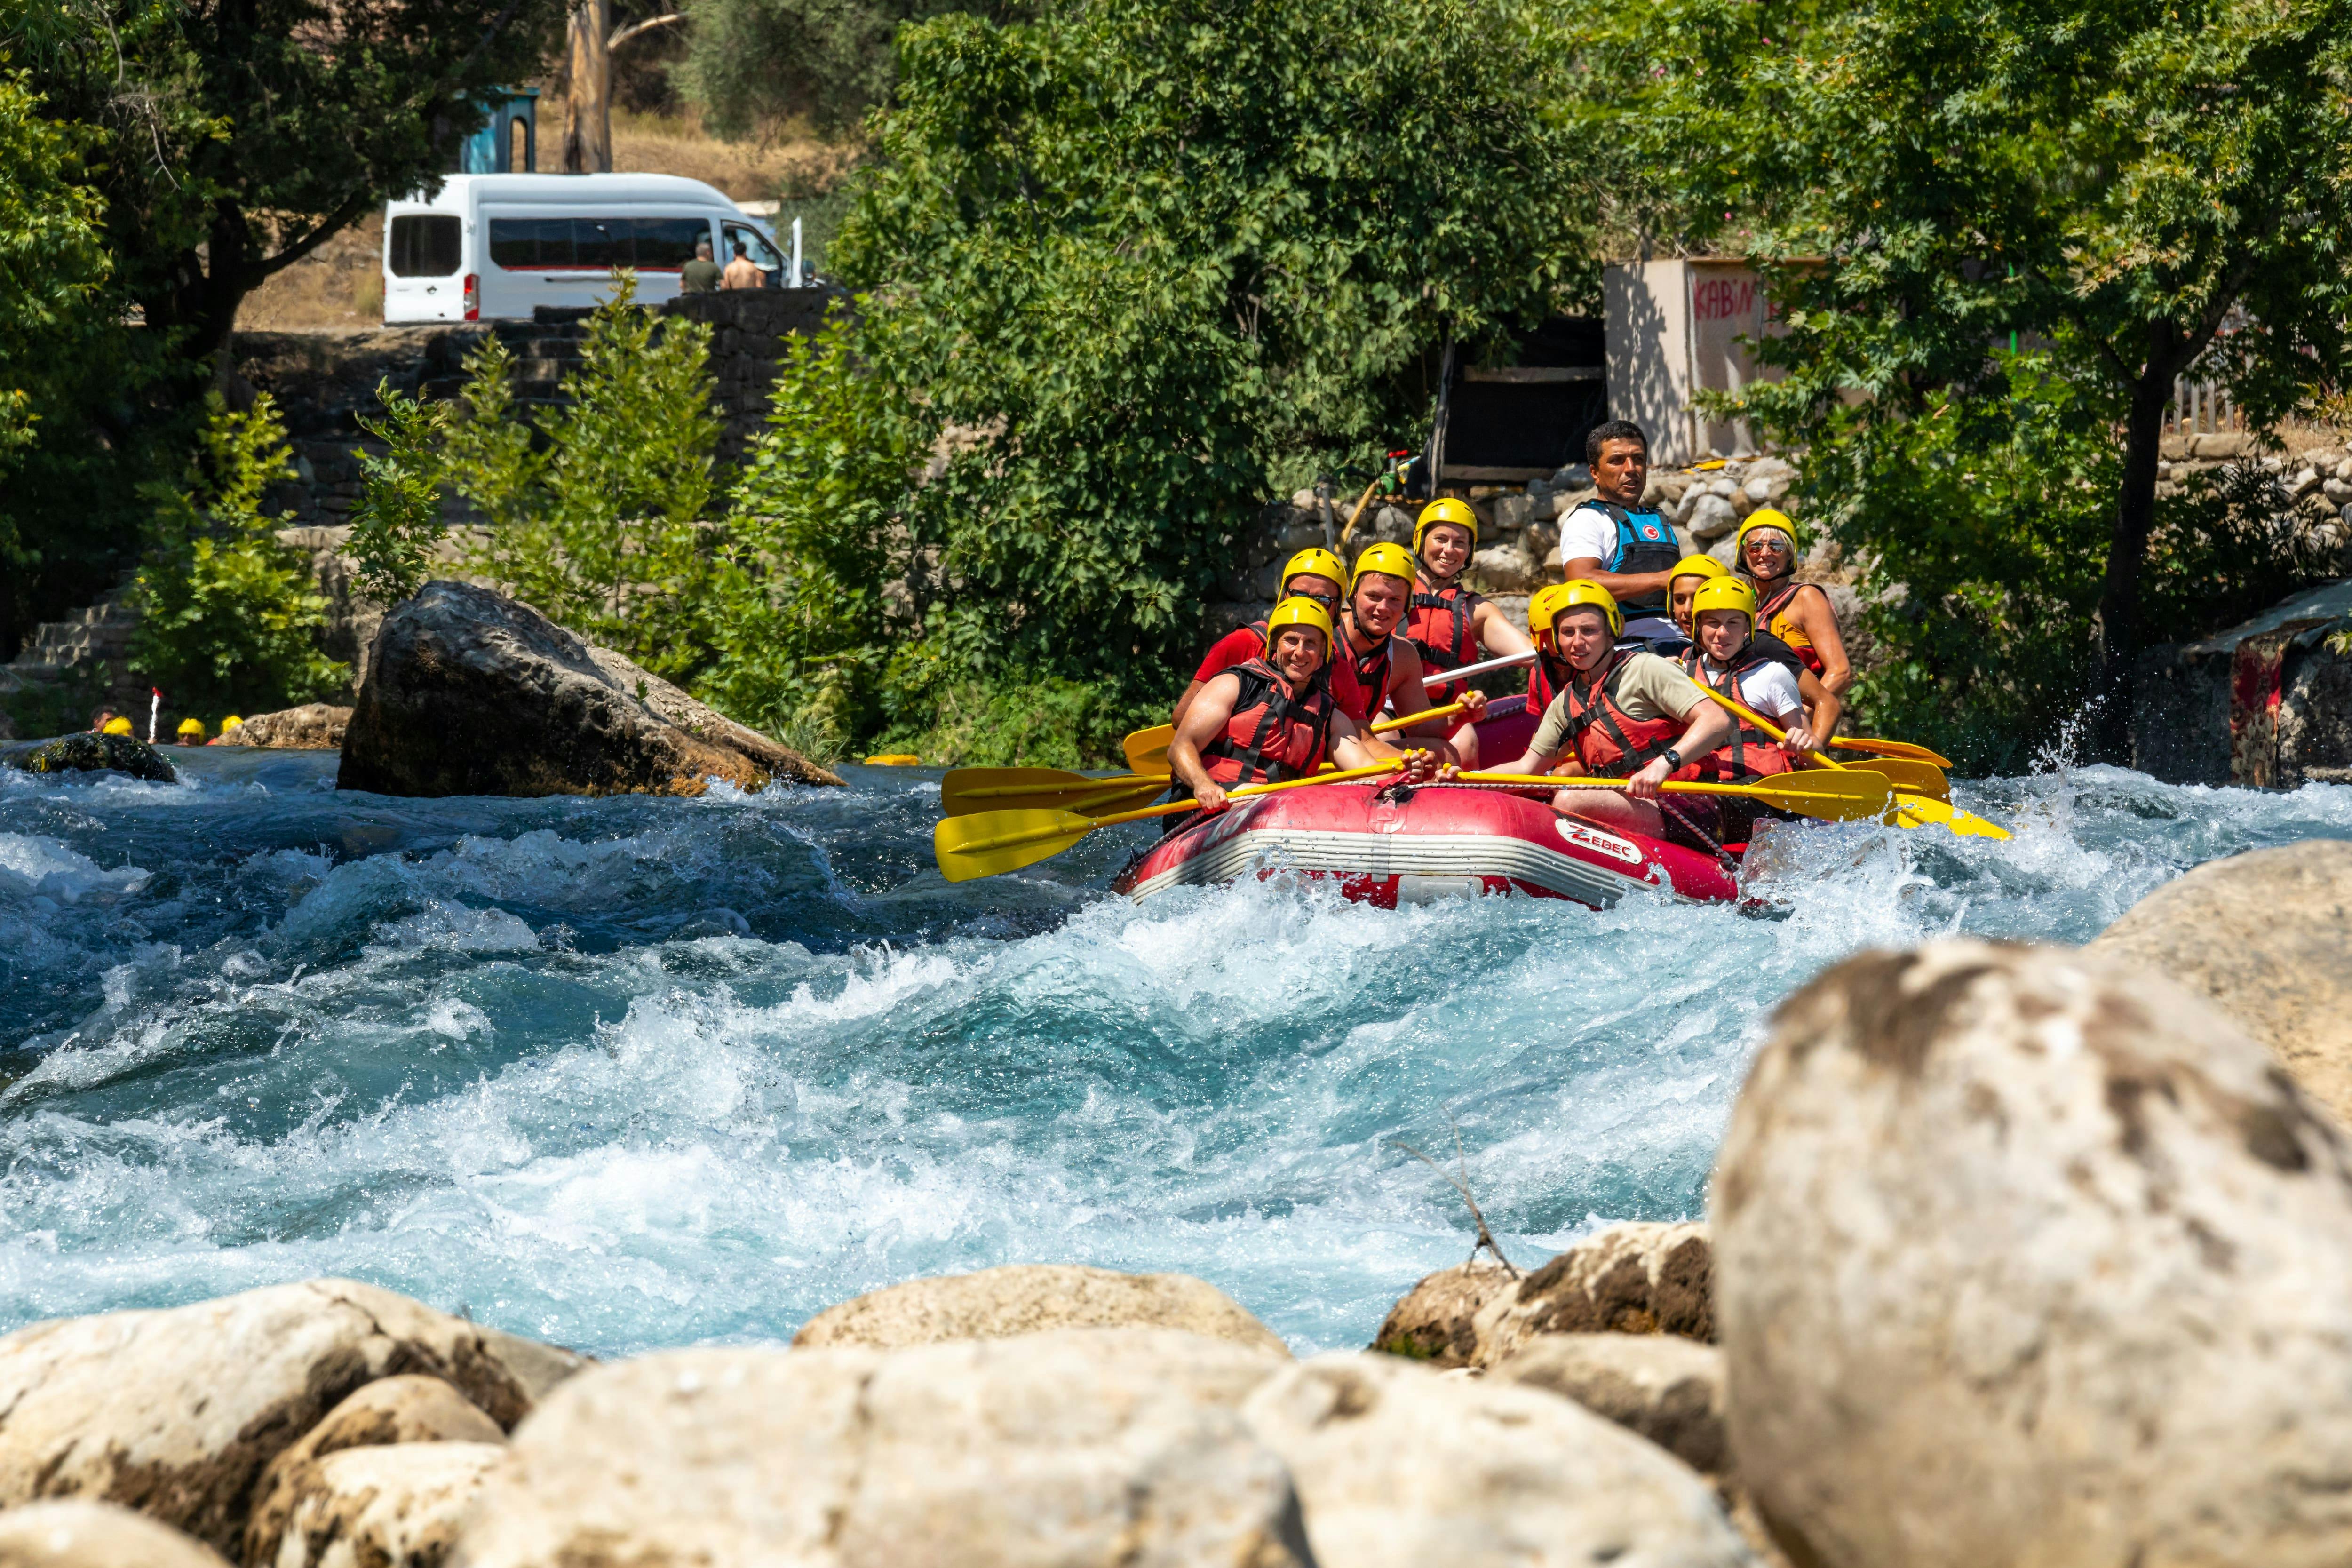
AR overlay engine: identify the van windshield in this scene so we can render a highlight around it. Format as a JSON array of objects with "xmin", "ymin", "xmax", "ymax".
[
  {"xmin": 487, "ymin": 216, "xmax": 714, "ymax": 271},
  {"xmin": 389, "ymin": 215, "xmax": 462, "ymax": 278}
]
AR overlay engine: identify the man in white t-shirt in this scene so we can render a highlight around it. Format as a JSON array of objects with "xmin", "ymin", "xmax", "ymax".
[{"xmin": 1557, "ymin": 419, "xmax": 1684, "ymax": 645}]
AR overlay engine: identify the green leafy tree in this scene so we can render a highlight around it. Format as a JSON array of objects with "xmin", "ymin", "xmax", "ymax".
[
  {"xmin": 1597, "ymin": 0, "xmax": 2352, "ymax": 756},
  {"xmin": 347, "ymin": 380, "xmax": 453, "ymax": 605},
  {"xmin": 8, "ymin": 0, "xmax": 564, "ymax": 365},
  {"xmin": 679, "ymin": 0, "xmax": 1028, "ymax": 140},
  {"xmin": 450, "ymin": 274, "xmax": 724, "ymax": 678},
  {"xmin": 804, "ymin": 0, "xmax": 1592, "ymax": 757},
  {"xmin": 128, "ymin": 392, "xmax": 347, "ymax": 714}
]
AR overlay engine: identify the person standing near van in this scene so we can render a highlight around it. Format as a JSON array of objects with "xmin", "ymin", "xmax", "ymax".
[
  {"xmin": 681, "ymin": 239, "xmax": 721, "ymax": 294},
  {"xmin": 721, "ymin": 238, "xmax": 766, "ymax": 290}
]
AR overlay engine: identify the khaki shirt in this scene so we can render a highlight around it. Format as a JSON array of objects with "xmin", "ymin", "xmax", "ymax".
[{"xmin": 1529, "ymin": 650, "xmax": 1710, "ymax": 758}]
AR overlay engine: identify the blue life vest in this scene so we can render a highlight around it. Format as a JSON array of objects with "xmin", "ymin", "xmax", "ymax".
[{"xmin": 1573, "ymin": 503, "xmax": 1682, "ymax": 613}]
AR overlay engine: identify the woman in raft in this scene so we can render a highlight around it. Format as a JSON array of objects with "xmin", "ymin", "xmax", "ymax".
[
  {"xmin": 1407, "ymin": 499, "xmax": 1533, "ymax": 769},
  {"xmin": 1733, "ymin": 509, "xmax": 1852, "ymax": 700}
]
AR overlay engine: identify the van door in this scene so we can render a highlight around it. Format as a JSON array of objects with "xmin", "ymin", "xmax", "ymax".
[
  {"xmin": 722, "ymin": 221, "xmax": 787, "ymax": 287},
  {"xmin": 382, "ymin": 211, "xmax": 465, "ymax": 322}
]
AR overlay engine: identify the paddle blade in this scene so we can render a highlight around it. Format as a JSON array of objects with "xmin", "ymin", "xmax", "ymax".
[
  {"xmin": 1833, "ymin": 736, "xmax": 1955, "ymax": 768},
  {"xmin": 1842, "ymin": 757, "xmax": 1949, "ymax": 802},
  {"xmin": 1749, "ymin": 769, "xmax": 1891, "ymax": 822},
  {"xmin": 1888, "ymin": 792, "xmax": 2013, "ymax": 840},
  {"xmin": 934, "ymin": 808, "xmax": 1097, "ymax": 882},
  {"xmin": 1124, "ymin": 724, "xmax": 1174, "ymax": 776},
  {"xmin": 941, "ymin": 767, "xmax": 1167, "ymax": 817}
]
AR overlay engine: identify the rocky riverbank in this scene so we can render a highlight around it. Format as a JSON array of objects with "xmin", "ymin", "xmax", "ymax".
[{"xmin": 2, "ymin": 837, "xmax": 2343, "ymax": 1567}]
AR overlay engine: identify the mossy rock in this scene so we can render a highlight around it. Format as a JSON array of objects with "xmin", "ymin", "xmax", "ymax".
[{"xmin": 8, "ymin": 732, "xmax": 178, "ymax": 782}]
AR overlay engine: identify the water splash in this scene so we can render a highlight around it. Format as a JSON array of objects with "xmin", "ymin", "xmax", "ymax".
[{"xmin": 2, "ymin": 749, "xmax": 2344, "ymax": 1354}]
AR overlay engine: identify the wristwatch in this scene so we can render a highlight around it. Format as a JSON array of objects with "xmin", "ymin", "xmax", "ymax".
[{"xmin": 1660, "ymin": 748, "xmax": 1684, "ymax": 772}]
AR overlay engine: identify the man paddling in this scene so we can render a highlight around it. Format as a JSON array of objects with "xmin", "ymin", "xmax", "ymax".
[
  {"xmin": 1173, "ymin": 548, "xmax": 1349, "ymax": 729},
  {"xmin": 1465, "ymin": 581, "xmax": 1735, "ymax": 847},
  {"xmin": 1557, "ymin": 420, "xmax": 1685, "ymax": 648},
  {"xmin": 1169, "ymin": 596, "xmax": 1439, "ymax": 812},
  {"xmin": 1335, "ymin": 542, "xmax": 1484, "ymax": 759}
]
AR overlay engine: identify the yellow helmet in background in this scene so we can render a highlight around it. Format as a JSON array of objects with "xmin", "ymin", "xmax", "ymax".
[
  {"xmin": 1263, "ymin": 594, "xmax": 1335, "ymax": 654},
  {"xmin": 1279, "ymin": 547, "xmax": 1347, "ymax": 596},
  {"xmin": 1669, "ymin": 553, "xmax": 1729, "ymax": 586},
  {"xmin": 1413, "ymin": 497, "xmax": 1480, "ymax": 554},
  {"xmin": 1527, "ymin": 582, "xmax": 1580, "ymax": 637},
  {"xmin": 176, "ymin": 717, "xmax": 206, "ymax": 739},
  {"xmin": 1553, "ymin": 579, "xmax": 1623, "ymax": 637},
  {"xmin": 1350, "ymin": 541, "xmax": 1418, "ymax": 592},
  {"xmin": 1733, "ymin": 508, "xmax": 1802, "ymax": 560},
  {"xmin": 1690, "ymin": 577, "xmax": 1759, "ymax": 623},
  {"xmin": 101, "ymin": 716, "xmax": 133, "ymax": 736},
  {"xmin": 221, "ymin": 715, "xmax": 244, "ymax": 730}
]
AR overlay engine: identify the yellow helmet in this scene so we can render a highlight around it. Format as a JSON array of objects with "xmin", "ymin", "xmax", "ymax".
[
  {"xmin": 1526, "ymin": 582, "xmax": 1579, "ymax": 637},
  {"xmin": 1413, "ymin": 497, "xmax": 1479, "ymax": 554},
  {"xmin": 176, "ymin": 717, "xmax": 206, "ymax": 737},
  {"xmin": 1689, "ymin": 577, "xmax": 1759, "ymax": 623},
  {"xmin": 221, "ymin": 715, "xmax": 243, "ymax": 729},
  {"xmin": 1669, "ymin": 553, "xmax": 1729, "ymax": 586},
  {"xmin": 1734, "ymin": 508, "xmax": 1803, "ymax": 560},
  {"xmin": 1263, "ymin": 594, "xmax": 1335, "ymax": 654},
  {"xmin": 1553, "ymin": 579, "xmax": 1623, "ymax": 638},
  {"xmin": 1351, "ymin": 541, "xmax": 1418, "ymax": 593},
  {"xmin": 1279, "ymin": 547, "xmax": 1347, "ymax": 596},
  {"xmin": 102, "ymin": 716, "xmax": 134, "ymax": 736}
]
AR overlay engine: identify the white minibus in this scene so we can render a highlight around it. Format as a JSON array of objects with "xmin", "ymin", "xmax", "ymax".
[{"xmin": 381, "ymin": 173, "xmax": 789, "ymax": 324}]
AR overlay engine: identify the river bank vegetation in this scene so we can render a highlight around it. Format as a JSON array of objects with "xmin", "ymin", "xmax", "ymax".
[{"xmin": 3, "ymin": 0, "xmax": 2349, "ymax": 767}]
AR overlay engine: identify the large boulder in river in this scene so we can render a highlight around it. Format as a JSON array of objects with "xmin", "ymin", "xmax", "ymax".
[
  {"xmin": 1240, "ymin": 1352, "xmax": 1751, "ymax": 1568},
  {"xmin": 793, "ymin": 1263, "xmax": 1290, "ymax": 1357},
  {"xmin": 1713, "ymin": 940, "xmax": 2352, "ymax": 1568},
  {"xmin": 337, "ymin": 581, "xmax": 841, "ymax": 797},
  {"xmin": 245, "ymin": 1375, "xmax": 504, "ymax": 1566},
  {"xmin": 1488, "ymin": 1332, "xmax": 1729, "ymax": 1479},
  {"xmin": 449, "ymin": 1329, "xmax": 1306, "ymax": 1568},
  {"xmin": 261, "ymin": 1442, "xmax": 502, "ymax": 1568},
  {"xmin": 0, "ymin": 1502, "xmax": 230, "ymax": 1568},
  {"xmin": 0, "ymin": 1279, "xmax": 584, "ymax": 1556},
  {"xmin": 2087, "ymin": 838, "xmax": 2352, "ymax": 1126},
  {"xmin": 3, "ymin": 732, "xmax": 175, "ymax": 783}
]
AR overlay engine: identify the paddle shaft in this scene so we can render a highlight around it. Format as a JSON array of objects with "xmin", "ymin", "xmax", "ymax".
[
  {"xmin": 1446, "ymin": 770, "xmax": 1867, "ymax": 804},
  {"xmin": 1697, "ymin": 685, "xmax": 1843, "ymax": 769},
  {"xmin": 947, "ymin": 763, "xmax": 1406, "ymax": 855}
]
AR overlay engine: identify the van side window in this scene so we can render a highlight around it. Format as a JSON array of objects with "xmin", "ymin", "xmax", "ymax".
[
  {"xmin": 489, "ymin": 218, "xmax": 574, "ymax": 269},
  {"xmin": 389, "ymin": 215, "xmax": 462, "ymax": 278},
  {"xmin": 631, "ymin": 218, "xmax": 711, "ymax": 269}
]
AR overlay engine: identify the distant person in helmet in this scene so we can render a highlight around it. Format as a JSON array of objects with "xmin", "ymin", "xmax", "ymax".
[
  {"xmin": 1734, "ymin": 509, "xmax": 1851, "ymax": 697},
  {"xmin": 1335, "ymin": 542, "xmax": 1485, "ymax": 760},
  {"xmin": 1557, "ymin": 421, "xmax": 1685, "ymax": 646},
  {"xmin": 1677, "ymin": 575, "xmax": 1842, "ymax": 756},
  {"xmin": 1405, "ymin": 498, "xmax": 1534, "ymax": 704},
  {"xmin": 1465, "ymin": 580, "xmax": 1734, "ymax": 845},
  {"xmin": 1666, "ymin": 554, "xmax": 1729, "ymax": 638},
  {"xmin": 1174, "ymin": 548, "xmax": 1350, "ymax": 729},
  {"xmin": 1168, "ymin": 596, "xmax": 1441, "ymax": 813}
]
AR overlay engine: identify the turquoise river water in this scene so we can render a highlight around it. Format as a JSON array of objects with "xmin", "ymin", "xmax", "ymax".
[{"xmin": 2, "ymin": 747, "xmax": 2345, "ymax": 1355}]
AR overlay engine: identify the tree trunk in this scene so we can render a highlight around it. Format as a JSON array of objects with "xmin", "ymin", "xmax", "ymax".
[
  {"xmin": 562, "ymin": 0, "xmax": 612, "ymax": 175},
  {"xmin": 2092, "ymin": 357, "xmax": 2177, "ymax": 763}
]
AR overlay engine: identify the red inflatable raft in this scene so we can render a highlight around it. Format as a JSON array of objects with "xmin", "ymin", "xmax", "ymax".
[{"xmin": 1111, "ymin": 781, "xmax": 1739, "ymax": 909}]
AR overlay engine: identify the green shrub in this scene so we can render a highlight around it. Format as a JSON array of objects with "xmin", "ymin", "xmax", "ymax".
[
  {"xmin": 127, "ymin": 392, "xmax": 347, "ymax": 715},
  {"xmin": 346, "ymin": 378, "xmax": 452, "ymax": 605}
]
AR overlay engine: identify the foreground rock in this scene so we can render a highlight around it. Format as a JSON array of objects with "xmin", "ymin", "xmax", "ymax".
[
  {"xmin": 0, "ymin": 1502, "xmax": 230, "ymax": 1568},
  {"xmin": 452, "ymin": 1329, "xmax": 1302, "ymax": 1568},
  {"xmin": 1368, "ymin": 1258, "xmax": 1515, "ymax": 1367},
  {"xmin": 222, "ymin": 704, "xmax": 351, "ymax": 750},
  {"xmin": 793, "ymin": 1263, "xmax": 1289, "ymax": 1357},
  {"xmin": 1488, "ymin": 1333, "xmax": 1728, "ymax": 1478},
  {"xmin": 1374, "ymin": 1224, "xmax": 1714, "ymax": 1370},
  {"xmin": 266, "ymin": 1443, "xmax": 501, "ymax": 1568},
  {"xmin": 1242, "ymin": 1352, "xmax": 1751, "ymax": 1568},
  {"xmin": 337, "ymin": 581, "xmax": 841, "ymax": 797},
  {"xmin": 2, "ymin": 732, "xmax": 175, "ymax": 783},
  {"xmin": 2088, "ymin": 839, "xmax": 2352, "ymax": 1126},
  {"xmin": 245, "ymin": 1375, "xmax": 504, "ymax": 1566},
  {"xmin": 1714, "ymin": 940, "xmax": 2352, "ymax": 1568},
  {"xmin": 0, "ymin": 1279, "xmax": 584, "ymax": 1555}
]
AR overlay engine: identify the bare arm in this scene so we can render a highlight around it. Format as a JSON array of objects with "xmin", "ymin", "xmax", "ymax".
[
  {"xmin": 1791, "ymin": 666, "xmax": 1843, "ymax": 752},
  {"xmin": 1389, "ymin": 643, "xmax": 1484, "ymax": 754},
  {"xmin": 1170, "ymin": 677, "xmax": 1208, "ymax": 729},
  {"xmin": 1169, "ymin": 674, "xmax": 1241, "ymax": 810},
  {"xmin": 1793, "ymin": 585, "xmax": 1853, "ymax": 697},
  {"xmin": 1560, "ymin": 557, "xmax": 1675, "ymax": 606},
  {"xmin": 1470, "ymin": 600, "xmax": 1534, "ymax": 658},
  {"xmin": 1624, "ymin": 701, "xmax": 1733, "ymax": 798}
]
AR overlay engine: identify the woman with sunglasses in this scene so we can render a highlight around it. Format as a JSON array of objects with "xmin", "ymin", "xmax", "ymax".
[
  {"xmin": 1172, "ymin": 548, "xmax": 1350, "ymax": 727},
  {"xmin": 1732, "ymin": 509, "xmax": 1852, "ymax": 698}
]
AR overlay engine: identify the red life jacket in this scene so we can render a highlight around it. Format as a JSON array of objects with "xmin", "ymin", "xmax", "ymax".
[
  {"xmin": 1528, "ymin": 650, "xmax": 1569, "ymax": 716},
  {"xmin": 1406, "ymin": 576, "xmax": 1486, "ymax": 696},
  {"xmin": 1557, "ymin": 649, "xmax": 1703, "ymax": 780},
  {"xmin": 1676, "ymin": 644, "xmax": 1797, "ymax": 781},
  {"xmin": 1754, "ymin": 580, "xmax": 1828, "ymax": 676},
  {"xmin": 1332, "ymin": 618, "xmax": 1397, "ymax": 723},
  {"xmin": 1199, "ymin": 656, "xmax": 1335, "ymax": 788}
]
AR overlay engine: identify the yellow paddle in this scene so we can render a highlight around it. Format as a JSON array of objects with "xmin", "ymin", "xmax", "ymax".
[
  {"xmin": 1446, "ymin": 769, "xmax": 1893, "ymax": 825},
  {"xmin": 940, "ymin": 767, "xmax": 1169, "ymax": 818},
  {"xmin": 1829, "ymin": 735, "xmax": 1955, "ymax": 768},
  {"xmin": 1123, "ymin": 700, "xmax": 1470, "ymax": 778},
  {"xmin": 1695, "ymin": 689, "xmax": 2010, "ymax": 840},
  {"xmin": 935, "ymin": 762, "xmax": 1406, "ymax": 883}
]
